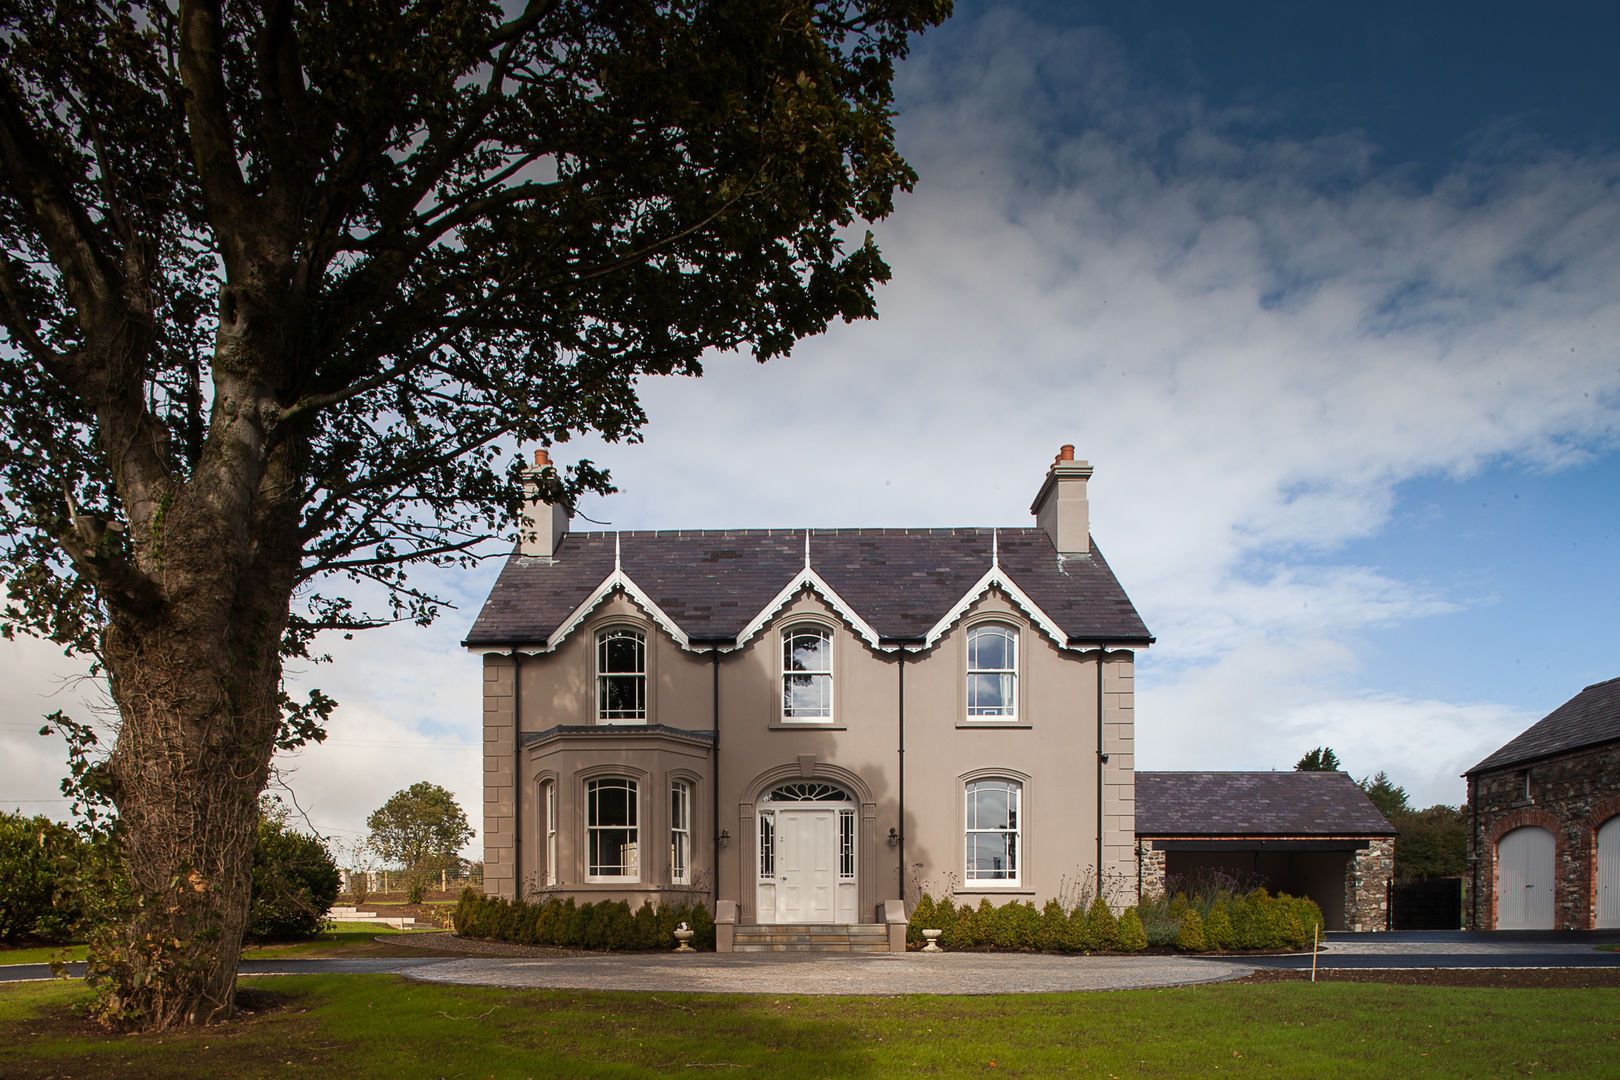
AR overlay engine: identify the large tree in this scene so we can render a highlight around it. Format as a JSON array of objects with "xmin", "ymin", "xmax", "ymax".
[
  {"xmin": 0, "ymin": 0, "xmax": 949, "ymax": 1027},
  {"xmin": 366, "ymin": 781, "xmax": 474, "ymax": 873}
]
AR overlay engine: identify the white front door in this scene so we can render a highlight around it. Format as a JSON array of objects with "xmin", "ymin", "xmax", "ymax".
[
  {"xmin": 756, "ymin": 803, "xmax": 857, "ymax": 924},
  {"xmin": 1496, "ymin": 826, "xmax": 1555, "ymax": 929},
  {"xmin": 1597, "ymin": 817, "xmax": 1620, "ymax": 929},
  {"xmin": 777, "ymin": 808, "xmax": 838, "ymax": 923}
]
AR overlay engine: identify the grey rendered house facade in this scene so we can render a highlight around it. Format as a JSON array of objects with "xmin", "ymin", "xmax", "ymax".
[{"xmin": 465, "ymin": 449, "xmax": 1152, "ymax": 936}]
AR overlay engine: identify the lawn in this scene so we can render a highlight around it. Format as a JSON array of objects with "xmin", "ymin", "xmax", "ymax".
[
  {"xmin": 0, "ymin": 925, "xmax": 446, "ymax": 967},
  {"xmin": 1, "ymin": 975, "xmax": 1614, "ymax": 1079}
]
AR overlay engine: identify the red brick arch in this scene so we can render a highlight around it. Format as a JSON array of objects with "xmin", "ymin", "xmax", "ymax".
[{"xmin": 1482, "ymin": 809, "xmax": 1564, "ymax": 930}]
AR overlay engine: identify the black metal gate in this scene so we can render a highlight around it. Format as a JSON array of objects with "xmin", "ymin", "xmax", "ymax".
[{"xmin": 1388, "ymin": 876, "xmax": 1463, "ymax": 930}]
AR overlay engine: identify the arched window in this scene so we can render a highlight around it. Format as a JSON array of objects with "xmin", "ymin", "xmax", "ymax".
[
  {"xmin": 782, "ymin": 625, "xmax": 833, "ymax": 721},
  {"xmin": 586, "ymin": 778, "xmax": 639, "ymax": 881},
  {"xmin": 966, "ymin": 624, "xmax": 1017, "ymax": 719},
  {"xmin": 964, "ymin": 778, "xmax": 1021, "ymax": 885},
  {"xmin": 597, "ymin": 629, "xmax": 646, "ymax": 722}
]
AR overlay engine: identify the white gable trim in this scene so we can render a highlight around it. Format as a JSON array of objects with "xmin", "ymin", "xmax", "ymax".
[
  {"xmin": 919, "ymin": 566, "xmax": 1072, "ymax": 652},
  {"xmin": 731, "ymin": 566, "xmax": 885, "ymax": 653},
  {"xmin": 544, "ymin": 568, "xmax": 692, "ymax": 652}
]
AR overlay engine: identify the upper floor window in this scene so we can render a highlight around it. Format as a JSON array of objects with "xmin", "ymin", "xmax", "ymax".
[
  {"xmin": 586, "ymin": 777, "xmax": 639, "ymax": 881},
  {"xmin": 597, "ymin": 629, "xmax": 646, "ymax": 723},
  {"xmin": 966, "ymin": 624, "xmax": 1018, "ymax": 719},
  {"xmin": 964, "ymin": 778, "xmax": 1021, "ymax": 886},
  {"xmin": 782, "ymin": 625, "xmax": 833, "ymax": 721}
]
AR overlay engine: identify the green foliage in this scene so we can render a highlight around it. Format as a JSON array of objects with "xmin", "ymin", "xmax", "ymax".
[
  {"xmin": 1116, "ymin": 907, "xmax": 1148, "ymax": 952},
  {"xmin": 1175, "ymin": 908, "xmax": 1205, "ymax": 952},
  {"xmin": 1295, "ymin": 747, "xmax": 1342, "ymax": 771},
  {"xmin": 1084, "ymin": 896, "xmax": 1119, "ymax": 951},
  {"xmin": 1035, "ymin": 899, "xmax": 1068, "ymax": 952},
  {"xmin": 247, "ymin": 810, "xmax": 342, "ymax": 943},
  {"xmin": 1204, "ymin": 903, "xmax": 1234, "ymax": 950},
  {"xmin": 366, "ymin": 782, "xmax": 474, "ymax": 873},
  {"xmin": 907, "ymin": 893, "xmax": 935, "ymax": 946},
  {"xmin": 0, "ymin": 812, "xmax": 85, "ymax": 942},
  {"xmin": 1359, "ymin": 771, "xmax": 1410, "ymax": 819},
  {"xmin": 452, "ymin": 890, "xmax": 715, "ymax": 951},
  {"xmin": 1393, "ymin": 804, "xmax": 1468, "ymax": 879}
]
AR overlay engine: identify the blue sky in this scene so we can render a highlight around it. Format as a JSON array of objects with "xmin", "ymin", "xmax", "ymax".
[{"xmin": 3, "ymin": 1, "xmax": 1618, "ymax": 853}]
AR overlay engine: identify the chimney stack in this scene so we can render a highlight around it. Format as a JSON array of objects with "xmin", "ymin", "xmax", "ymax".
[
  {"xmin": 520, "ymin": 448, "xmax": 570, "ymax": 558},
  {"xmin": 1029, "ymin": 445, "xmax": 1091, "ymax": 555}
]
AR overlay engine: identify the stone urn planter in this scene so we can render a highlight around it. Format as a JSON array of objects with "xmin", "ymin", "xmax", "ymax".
[
  {"xmin": 674, "ymin": 923, "xmax": 696, "ymax": 952},
  {"xmin": 921, "ymin": 929, "xmax": 943, "ymax": 952}
]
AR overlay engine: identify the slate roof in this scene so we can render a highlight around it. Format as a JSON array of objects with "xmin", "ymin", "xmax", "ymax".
[
  {"xmin": 1466, "ymin": 675, "xmax": 1620, "ymax": 775},
  {"xmin": 1135, "ymin": 771, "xmax": 1396, "ymax": 837},
  {"xmin": 463, "ymin": 527, "xmax": 1152, "ymax": 649}
]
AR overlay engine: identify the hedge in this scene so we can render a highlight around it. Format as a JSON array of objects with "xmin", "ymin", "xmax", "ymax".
[
  {"xmin": 908, "ymin": 886, "xmax": 1323, "ymax": 953},
  {"xmin": 454, "ymin": 890, "xmax": 716, "ymax": 951}
]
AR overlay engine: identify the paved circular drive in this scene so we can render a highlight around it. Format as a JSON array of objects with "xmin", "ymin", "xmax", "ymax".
[{"xmin": 407, "ymin": 950, "xmax": 1253, "ymax": 995}]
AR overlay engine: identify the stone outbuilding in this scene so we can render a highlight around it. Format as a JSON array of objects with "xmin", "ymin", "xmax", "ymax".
[
  {"xmin": 1465, "ymin": 675, "xmax": 1620, "ymax": 930},
  {"xmin": 1135, "ymin": 770, "xmax": 1396, "ymax": 931}
]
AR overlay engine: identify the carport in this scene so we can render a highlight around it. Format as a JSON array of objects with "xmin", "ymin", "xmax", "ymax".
[{"xmin": 1135, "ymin": 771, "xmax": 1397, "ymax": 932}]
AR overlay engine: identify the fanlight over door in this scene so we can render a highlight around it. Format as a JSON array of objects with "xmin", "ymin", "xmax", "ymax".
[{"xmin": 756, "ymin": 782, "xmax": 857, "ymax": 924}]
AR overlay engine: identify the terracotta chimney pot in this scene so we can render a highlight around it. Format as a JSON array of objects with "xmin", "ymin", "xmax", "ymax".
[{"xmin": 534, "ymin": 448, "xmax": 552, "ymax": 468}]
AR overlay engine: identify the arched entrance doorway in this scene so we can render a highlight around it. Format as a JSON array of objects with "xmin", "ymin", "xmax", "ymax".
[
  {"xmin": 1597, "ymin": 816, "xmax": 1620, "ymax": 929},
  {"xmin": 755, "ymin": 781, "xmax": 857, "ymax": 924},
  {"xmin": 1496, "ymin": 825, "xmax": 1555, "ymax": 929}
]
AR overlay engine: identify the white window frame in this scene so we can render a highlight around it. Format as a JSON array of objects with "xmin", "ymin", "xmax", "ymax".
[
  {"xmin": 671, "ymin": 780, "xmax": 691, "ymax": 885},
  {"xmin": 966, "ymin": 623, "xmax": 1018, "ymax": 720},
  {"xmin": 585, "ymin": 777, "xmax": 640, "ymax": 882},
  {"xmin": 964, "ymin": 778, "xmax": 1021, "ymax": 886},
  {"xmin": 542, "ymin": 780, "xmax": 558, "ymax": 887},
  {"xmin": 781, "ymin": 624, "xmax": 834, "ymax": 722},
  {"xmin": 597, "ymin": 628, "xmax": 647, "ymax": 723}
]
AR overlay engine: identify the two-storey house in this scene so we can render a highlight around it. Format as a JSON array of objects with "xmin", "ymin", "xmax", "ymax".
[{"xmin": 465, "ymin": 447, "xmax": 1152, "ymax": 947}]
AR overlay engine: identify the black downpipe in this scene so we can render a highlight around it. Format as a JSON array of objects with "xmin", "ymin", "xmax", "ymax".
[
  {"xmin": 509, "ymin": 648, "xmax": 525, "ymax": 894},
  {"xmin": 898, "ymin": 646, "xmax": 907, "ymax": 901},
  {"xmin": 719, "ymin": 650, "xmax": 725, "ymax": 913}
]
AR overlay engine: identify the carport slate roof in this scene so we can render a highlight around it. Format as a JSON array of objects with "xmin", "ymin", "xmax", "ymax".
[
  {"xmin": 1135, "ymin": 771, "xmax": 1396, "ymax": 837},
  {"xmin": 1467, "ymin": 675, "xmax": 1620, "ymax": 775},
  {"xmin": 464, "ymin": 528, "xmax": 1152, "ymax": 647}
]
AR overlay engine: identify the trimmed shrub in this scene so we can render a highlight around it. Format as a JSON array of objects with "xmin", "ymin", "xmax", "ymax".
[
  {"xmin": 1175, "ymin": 908, "xmax": 1205, "ymax": 952},
  {"xmin": 908, "ymin": 894, "xmax": 936, "ymax": 946},
  {"xmin": 1204, "ymin": 903, "xmax": 1234, "ymax": 950},
  {"xmin": 1084, "ymin": 896, "xmax": 1118, "ymax": 952},
  {"xmin": 1116, "ymin": 907, "xmax": 1148, "ymax": 952},
  {"xmin": 1035, "ymin": 899, "xmax": 1067, "ymax": 952},
  {"xmin": 450, "ymin": 890, "xmax": 716, "ymax": 951}
]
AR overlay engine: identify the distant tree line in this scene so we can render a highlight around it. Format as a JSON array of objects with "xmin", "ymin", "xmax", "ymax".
[{"xmin": 1295, "ymin": 747, "xmax": 1467, "ymax": 879}]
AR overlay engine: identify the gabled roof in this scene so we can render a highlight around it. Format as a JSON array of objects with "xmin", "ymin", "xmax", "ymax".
[
  {"xmin": 1466, "ymin": 675, "xmax": 1620, "ymax": 775},
  {"xmin": 463, "ymin": 528, "xmax": 1152, "ymax": 653},
  {"xmin": 1135, "ymin": 771, "xmax": 1396, "ymax": 837}
]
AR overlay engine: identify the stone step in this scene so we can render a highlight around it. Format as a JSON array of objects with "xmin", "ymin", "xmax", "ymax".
[{"xmin": 730, "ymin": 923, "xmax": 890, "ymax": 953}]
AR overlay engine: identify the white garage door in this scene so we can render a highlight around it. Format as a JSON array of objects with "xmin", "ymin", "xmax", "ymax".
[
  {"xmin": 1598, "ymin": 817, "xmax": 1620, "ymax": 929},
  {"xmin": 1496, "ymin": 826, "xmax": 1555, "ymax": 930}
]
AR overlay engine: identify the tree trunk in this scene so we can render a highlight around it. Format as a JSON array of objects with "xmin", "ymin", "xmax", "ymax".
[{"xmin": 93, "ymin": 450, "xmax": 302, "ymax": 1028}]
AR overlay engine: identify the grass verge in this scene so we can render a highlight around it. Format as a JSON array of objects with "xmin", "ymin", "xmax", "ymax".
[{"xmin": 1, "ymin": 975, "xmax": 1614, "ymax": 1079}]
